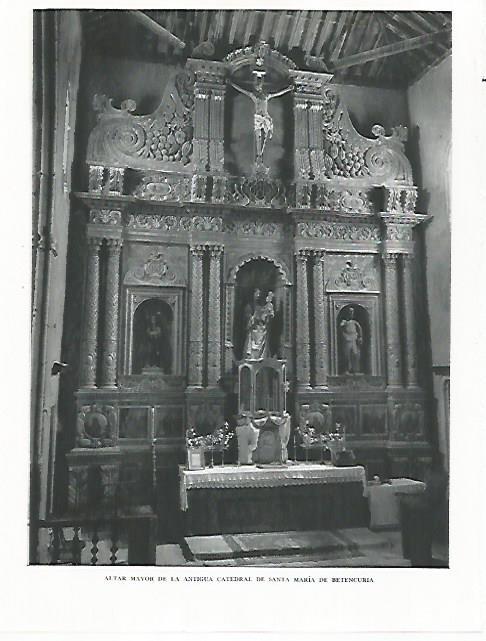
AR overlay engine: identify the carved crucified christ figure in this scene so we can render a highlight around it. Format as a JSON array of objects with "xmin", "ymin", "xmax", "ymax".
[{"xmin": 230, "ymin": 72, "xmax": 292, "ymax": 163}]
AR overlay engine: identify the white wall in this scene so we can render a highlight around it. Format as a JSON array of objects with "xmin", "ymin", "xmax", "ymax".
[{"xmin": 407, "ymin": 56, "xmax": 451, "ymax": 466}]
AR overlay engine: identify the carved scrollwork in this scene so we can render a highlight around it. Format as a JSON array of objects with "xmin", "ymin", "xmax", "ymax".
[
  {"xmin": 76, "ymin": 404, "xmax": 116, "ymax": 448},
  {"xmin": 319, "ymin": 88, "xmax": 412, "ymax": 185},
  {"xmin": 89, "ymin": 209, "xmax": 122, "ymax": 225},
  {"xmin": 315, "ymin": 186, "xmax": 373, "ymax": 213},
  {"xmin": 126, "ymin": 214, "xmax": 223, "ymax": 232},
  {"xmin": 297, "ymin": 221, "xmax": 380, "ymax": 241},
  {"xmin": 87, "ymin": 70, "xmax": 195, "ymax": 171},
  {"xmin": 124, "ymin": 248, "xmax": 177, "ymax": 286},
  {"xmin": 332, "ymin": 259, "xmax": 376, "ymax": 291}
]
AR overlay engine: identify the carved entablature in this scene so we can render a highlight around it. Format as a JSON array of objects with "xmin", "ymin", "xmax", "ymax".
[{"xmin": 86, "ymin": 69, "xmax": 195, "ymax": 180}]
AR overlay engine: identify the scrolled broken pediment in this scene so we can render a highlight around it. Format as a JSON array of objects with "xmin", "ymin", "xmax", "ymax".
[{"xmin": 86, "ymin": 70, "xmax": 195, "ymax": 171}]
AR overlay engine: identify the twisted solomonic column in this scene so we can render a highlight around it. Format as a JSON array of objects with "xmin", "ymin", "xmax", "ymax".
[
  {"xmin": 188, "ymin": 245, "xmax": 205, "ymax": 387},
  {"xmin": 402, "ymin": 254, "xmax": 419, "ymax": 387},
  {"xmin": 207, "ymin": 245, "xmax": 224, "ymax": 386},
  {"xmin": 312, "ymin": 250, "xmax": 328, "ymax": 388},
  {"xmin": 101, "ymin": 238, "xmax": 123, "ymax": 388},
  {"xmin": 80, "ymin": 236, "xmax": 103, "ymax": 388},
  {"xmin": 382, "ymin": 253, "xmax": 402, "ymax": 387},
  {"xmin": 295, "ymin": 249, "xmax": 312, "ymax": 389}
]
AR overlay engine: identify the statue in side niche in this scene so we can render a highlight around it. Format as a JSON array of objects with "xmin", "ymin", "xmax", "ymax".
[{"xmin": 340, "ymin": 307, "xmax": 363, "ymax": 374}]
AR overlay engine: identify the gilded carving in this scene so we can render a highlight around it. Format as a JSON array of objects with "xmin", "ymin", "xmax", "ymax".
[
  {"xmin": 89, "ymin": 209, "xmax": 122, "ymax": 225},
  {"xmin": 312, "ymin": 251, "xmax": 328, "ymax": 387},
  {"xmin": 386, "ymin": 224, "xmax": 413, "ymax": 241},
  {"xmin": 188, "ymin": 246, "xmax": 205, "ymax": 386},
  {"xmin": 124, "ymin": 248, "xmax": 176, "ymax": 286},
  {"xmin": 327, "ymin": 256, "xmax": 378, "ymax": 292},
  {"xmin": 382, "ymin": 253, "xmax": 402, "ymax": 386},
  {"xmin": 80, "ymin": 237, "xmax": 102, "ymax": 387},
  {"xmin": 297, "ymin": 221, "xmax": 380, "ymax": 241},
  {"xmin": 101, "ymin": 238, "xmax": 122, "ymax": 387},
  {"xmin": 133, "ymin": 174, "xmax": 191, "ymax": 202},
  {"xmin": 126, "ymin": 214, "xmax": 223, "ymax": 232},
  {"xmin": 76, "ymin": 404, "xmax": 116, "ymax": 448},
  {"xmin": 295, "ymin": 250, "xmax": 311, "ymax": 388},
  {"xmin": 87, "ymin": 70, "xmax": 195, "ymax": 170},
  {"xmin": 207, "ymin": 245, "xmax": 224, "ymax": 386},
  {"xmin": 315, "ymin": 186, "xmax": 373, "ymax": 213}
]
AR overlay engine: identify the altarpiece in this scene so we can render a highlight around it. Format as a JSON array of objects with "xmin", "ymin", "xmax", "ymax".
[{"xmin": 68, "ymin": 42, "xmax": 430, "ymax": 513}]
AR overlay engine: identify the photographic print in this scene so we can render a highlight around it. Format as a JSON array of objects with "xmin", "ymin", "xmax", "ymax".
[{"xmin": 31, "ymin": 8, "xmax": 451, "ymax": 571}]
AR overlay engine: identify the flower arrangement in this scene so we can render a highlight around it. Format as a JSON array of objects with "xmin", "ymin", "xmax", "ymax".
[{"xmin": 185, "ymin": 423, "xmax": 234, "ymax": 468}]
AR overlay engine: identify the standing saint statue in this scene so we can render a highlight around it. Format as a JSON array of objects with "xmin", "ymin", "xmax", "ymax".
[
  {"xmin": 244, "ymin": 290, "xmax": 275, "ymax": 360},
  {"xmin": 340, "ymin": 307, "xmax": 363, "ymax": 374},
  {"xmin": 230, "ymin": 71, "xmax": 292, "ymax": 168}
]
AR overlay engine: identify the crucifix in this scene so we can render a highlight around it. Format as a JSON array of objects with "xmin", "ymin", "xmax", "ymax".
[{"xmin": 230, "ymin": 70, "xmax": 292, "ymax": 171}]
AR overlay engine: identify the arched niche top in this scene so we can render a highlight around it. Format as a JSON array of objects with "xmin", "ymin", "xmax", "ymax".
[
  {"xmin": 228, "ymin": 254, "xmax": 291, "ymax": 286},
  {"xmin": 224, "ymin": 42, "xmax": 296, "ymax": 78}
]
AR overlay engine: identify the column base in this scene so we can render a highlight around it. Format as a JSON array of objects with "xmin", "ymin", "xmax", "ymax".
[{"xmin": 80, "ymin": 384, "xmax": 97, "ymax": 390}]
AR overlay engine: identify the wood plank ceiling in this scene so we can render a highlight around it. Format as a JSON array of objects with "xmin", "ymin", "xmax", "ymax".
[{"xmin": 82, "ymin": 10, "xmax": 452, "ymax": 89}]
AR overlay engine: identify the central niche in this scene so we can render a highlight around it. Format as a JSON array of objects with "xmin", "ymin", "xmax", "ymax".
[
  {"xmin": 233, "ymin": 258, "xmax": 284, "ymax": 361},
  {"xmin": 132, "ymin": 299, "xmax": 173, "ymax": 374}
]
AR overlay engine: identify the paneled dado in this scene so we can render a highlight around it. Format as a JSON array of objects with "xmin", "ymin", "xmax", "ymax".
[{"xmin": 69, "ymin": 42, "xmax": 433, "ymax": 512}]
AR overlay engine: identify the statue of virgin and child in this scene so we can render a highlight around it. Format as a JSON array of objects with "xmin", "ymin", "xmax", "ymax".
[{"xmin": 243, "ymin": 289, "xmax": 275, "ymax": 360}]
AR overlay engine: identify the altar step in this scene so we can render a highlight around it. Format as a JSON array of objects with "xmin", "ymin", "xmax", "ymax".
[{"xmin": 182, "ymin": 528, "xmax": 409, "ymax": 567}]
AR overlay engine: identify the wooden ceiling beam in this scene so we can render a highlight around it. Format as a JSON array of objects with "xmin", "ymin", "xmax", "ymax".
[
  {"xmin": 314, "ymin": 10, "xmax": 336, "ymax": 57},
  {"xmin": 274, "ymin": 10, "xmax": 288, "ymax": 48},
  {"xmin": 229, "ymin": 10, "xmax": 242, "ymax": 45},
  {"xmin": 332, "ymin": 11, "xmax": 363, "ymax": 62},
  {"xmin": 327, "ymin": 11, "xmax": 349, "ymax": 61},
  {"xmin": 387, "ymin": 11, "xmax": 448, "ymax": 55},
  {"xmin": 332, "ymin": 27, "xmax": 451, "ymax": 70},
  {"xmin": 303, "ymin": 10, "xmax": 323, "ymax": 54},
  {"xmin": 289, "ymin": 10, "xmax": 308, "ymax": 49},
  {"xmin": 383, "ymin": 14, "xmax": 434, "ymax": 66},
  {"xmin": 260, "ymin": 10, "xmax": 274, "ymax": 42},
  {"xmin": 129, "ymin": 10, "xmax": 186, "ymax": 49}
]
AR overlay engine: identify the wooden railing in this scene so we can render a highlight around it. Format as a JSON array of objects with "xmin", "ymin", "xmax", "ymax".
[{"xmin": 36, "ymin": 505, "xmax": 157, "ymax": 565}]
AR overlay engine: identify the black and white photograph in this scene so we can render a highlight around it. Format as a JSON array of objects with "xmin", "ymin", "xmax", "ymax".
[
  {"xmin": 5, "ymin": 2, "xmax": 483, "ymax": 638},
  {"xmin": 31, "ymin": 8, "xmax": 452, "ymax": 569}
]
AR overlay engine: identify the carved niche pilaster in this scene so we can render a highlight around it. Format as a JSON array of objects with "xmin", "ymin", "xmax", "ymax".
[
  {"xmin": 295, "ymin": 249, "xmax": 312, "ymax": 389},
  {"xmin": 382, "ymin": 253, "xmax": 402, "ymax": 387},
  {"xmin": 207, "ymin": 245, "xmax": 224, "ymax": 386},
  {"xmin": 187, "ymin": 59, "xmax": 226, "ymax": 203},
  {"xmin": 80, "ymin": 236, "xmax": 103, "ymax": 388},
  {"xmin": 101, "ymin": 238, "xmax": 123, "ymax": 388},
  {"xmin": 188, "ymin": 245, "xmax": 205, "ymax": 387},
  {"xmin": 401, "ymin": 254, "xmax": 419, "ymax": 387},
  {"xmin": 312, "ymin": 250, "xmax": 328, "ymax": 388},
  {"xmin": 224, "ymin": 282, "xmax": 235, "ymax": 373}
]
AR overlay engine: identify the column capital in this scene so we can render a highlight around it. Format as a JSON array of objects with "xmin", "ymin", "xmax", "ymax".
[
  {"xmin": 190, "ymin": 244, "xmax": 206, "ymax": 258},
  {"xmin": 382, "ymin": 252, "xmax": 400, "ymax": 267},
  {"xmin": 296, "ymin": 248, "xmax": 312, "ymax": 260},
  {"xmin": 207, "ymin": 244, "xmax": 224, "ymax": 258},
  {"xmin": 105, "ymin": 238, "xmax": 123, "ymax": 251},
  {"xmin": 86, "ymin": 236, "xmax": 103, "ymax": 249},
  {"xmin": 313, "ymin": 249, "xmax": 326, "ymax": 261}
]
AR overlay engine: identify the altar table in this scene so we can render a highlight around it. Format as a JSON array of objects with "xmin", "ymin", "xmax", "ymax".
[
  {"xmin": 365, "ymin": 478, "xmax": 426, "ymax": 530},
  {"xmin": 179, "ymin": 464, "xmax": 368, "ymax": 536}
]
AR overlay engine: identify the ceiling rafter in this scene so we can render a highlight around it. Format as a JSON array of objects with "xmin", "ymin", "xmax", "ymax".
[
  {"xmin": 327, "ymin": 11, "xmax": 349, "ymax": 62},
  {"xmin": 332, "ymin": 28, "xmax": 451, "ymax": 71},
  {"xmin": 303, "ymin": 10, "xmax": 323, "ymax": 54},
  {"xmin": 128, "ymin": 10, "xmax": 186, "ymax": 49}
]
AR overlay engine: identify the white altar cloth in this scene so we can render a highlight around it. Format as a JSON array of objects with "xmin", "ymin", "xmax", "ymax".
[
  {"xmin": 179, "ymin": 464, "xmax": 367, "ymax": 511},
  {"xmin": 365, "ymin": 478, "xmax": 426, "ymax": 529}
]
